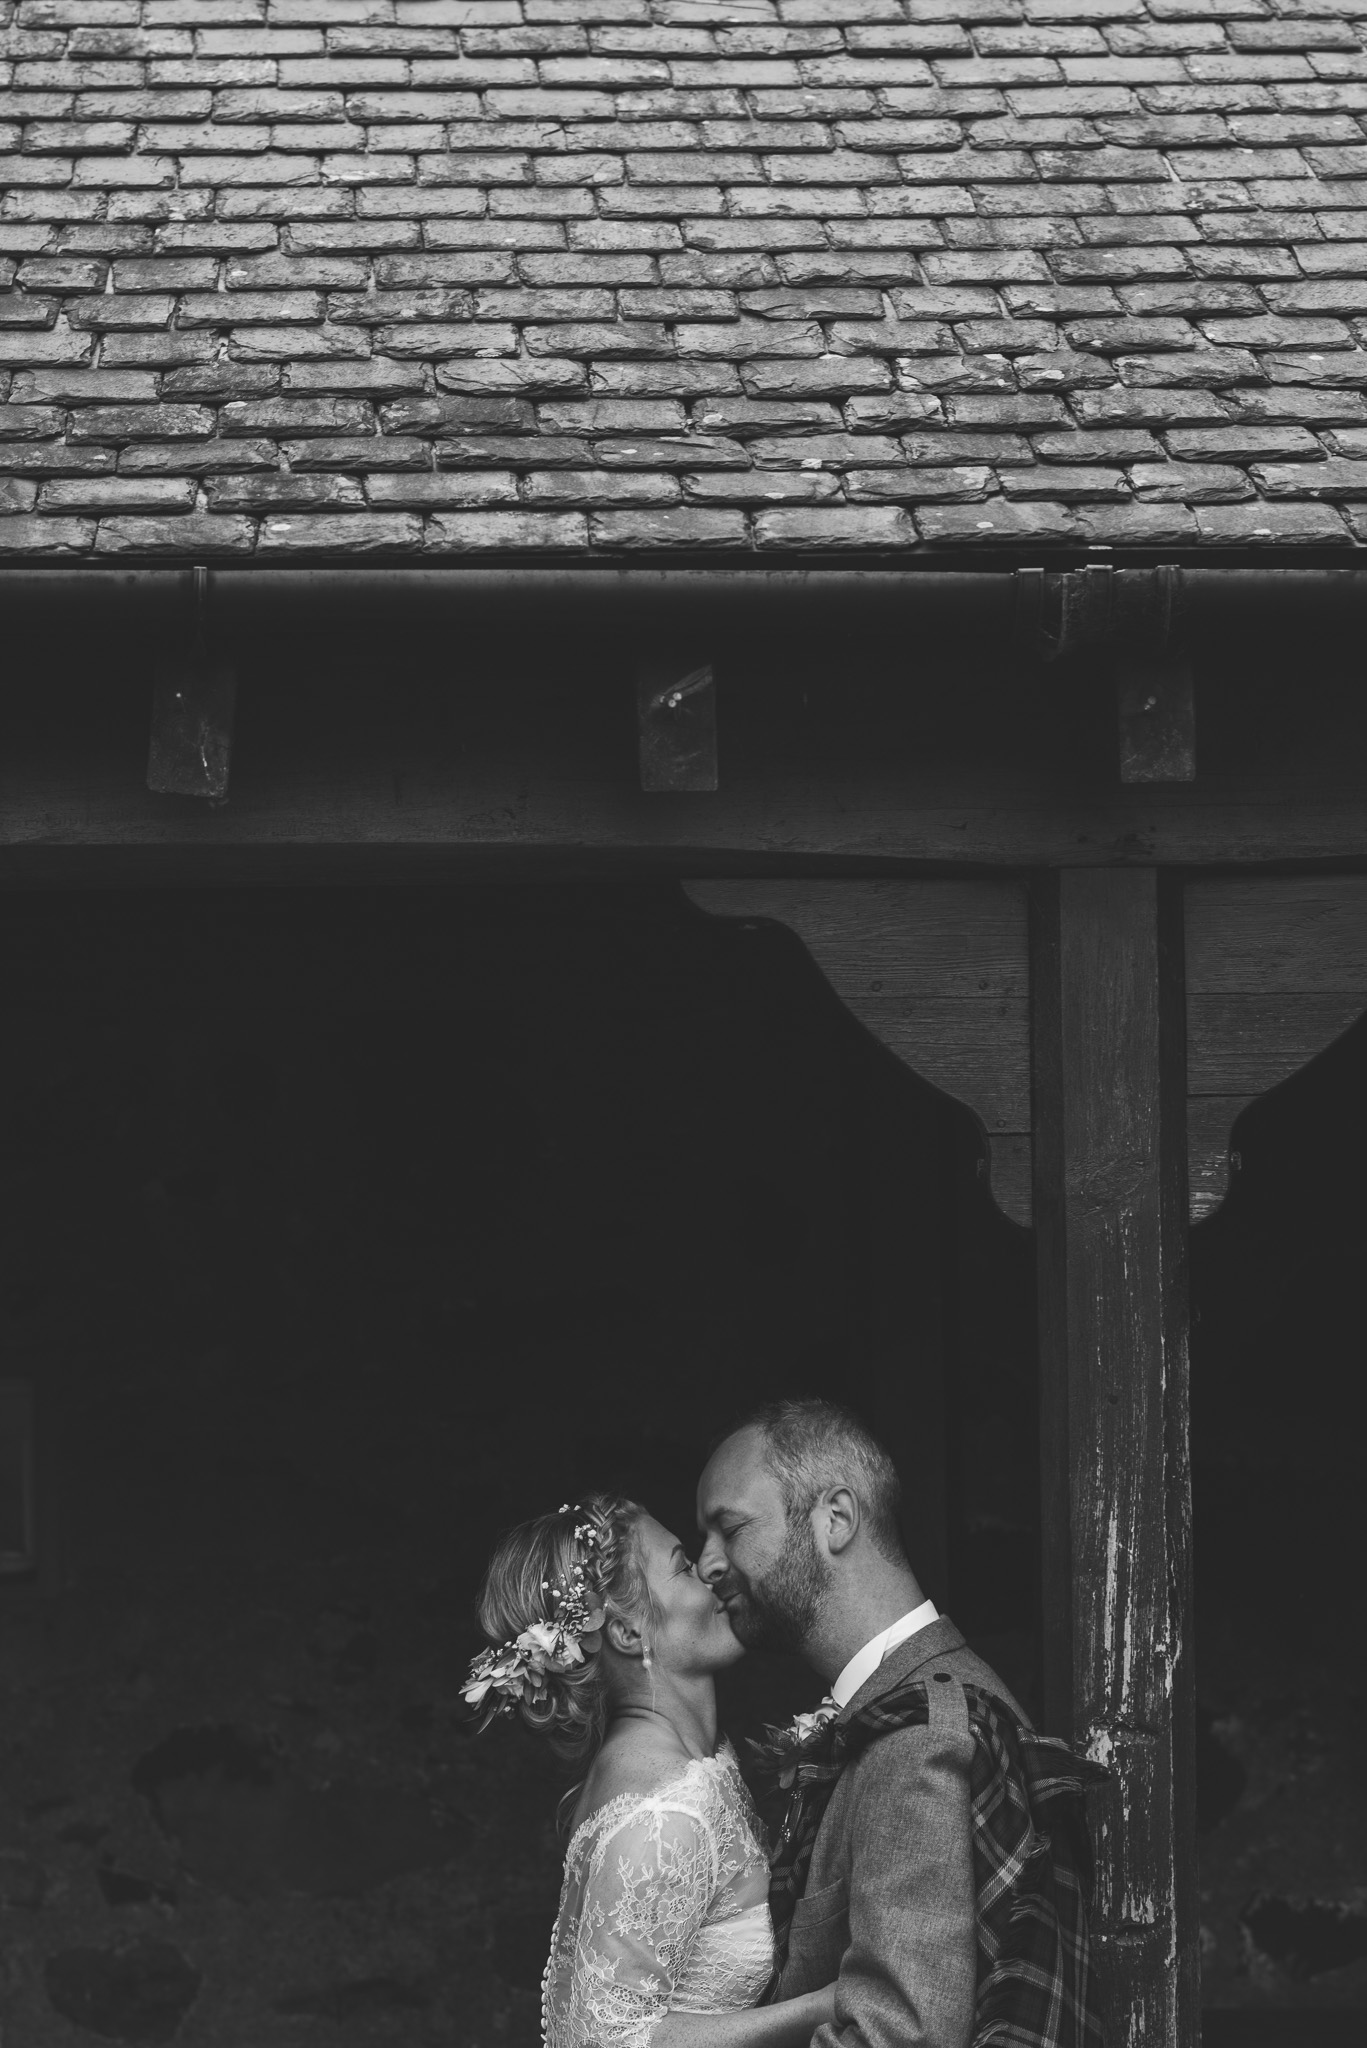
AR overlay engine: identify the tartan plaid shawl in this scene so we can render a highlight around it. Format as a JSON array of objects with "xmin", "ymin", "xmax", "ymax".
[{"xmin": 767, "ymin": 1680, "xmax": 1108, "ymax": 2048}]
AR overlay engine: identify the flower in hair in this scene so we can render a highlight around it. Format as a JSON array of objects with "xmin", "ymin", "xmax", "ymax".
[{"xmin": 462, "ymin": 1510, "xmax": 607, "ymax": 1722}]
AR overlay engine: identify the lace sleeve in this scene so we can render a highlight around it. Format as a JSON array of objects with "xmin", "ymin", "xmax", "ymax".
[{"xmin": 566, "ymin": 1802, "xmax": 718, "ymax": 2047}]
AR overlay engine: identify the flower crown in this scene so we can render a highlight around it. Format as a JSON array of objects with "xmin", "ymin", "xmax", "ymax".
[{"xmin": 461, "ymin": 1505, "xmax": 609, "ymax": 1721}]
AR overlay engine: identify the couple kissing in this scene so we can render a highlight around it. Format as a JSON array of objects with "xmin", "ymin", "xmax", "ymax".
[{"xmin": 464, "ymin": 1399, "xmax": 1106, "ymax": 2048}]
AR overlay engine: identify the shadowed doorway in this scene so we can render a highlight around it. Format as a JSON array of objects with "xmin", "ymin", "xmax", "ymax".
[
  {"xmin": 0, "ymin": 884, "xmax": 1036, "ymax": 2047},
  {"xmin": 1192, "ymin": 1011, "xmax": 1367, "ymax": 2042}
]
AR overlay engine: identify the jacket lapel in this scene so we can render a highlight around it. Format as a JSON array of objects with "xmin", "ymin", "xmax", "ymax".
[{"xmin": 837, "ymin": 1614, "xmax": 967, "ymax": 1722}]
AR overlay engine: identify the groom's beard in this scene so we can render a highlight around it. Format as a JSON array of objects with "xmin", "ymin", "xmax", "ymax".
[{"xmin": 718, "ymin": 1517, "xmax": 831, "ymax": 1655}]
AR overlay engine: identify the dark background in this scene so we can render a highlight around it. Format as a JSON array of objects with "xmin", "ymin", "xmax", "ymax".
[
  {"xmin": 1190, "ymin": 1012, "xmax": 1367, "ymax": 2029},
  {"xmin": 0, "ymin": 881, "xmax": 1362, "ymax": 2046},
  {"xmin": 0, "ymin": 884, "xmax": 1030, "ymax": 2048}
]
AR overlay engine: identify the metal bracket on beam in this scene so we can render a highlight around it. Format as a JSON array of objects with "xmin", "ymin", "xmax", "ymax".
[
  {"xmin": 1016, "ymin": 564, "xmax": 1195, "ymax": 783},
  {"xmin": 147, "ymin": 564, "xmax": 237, "ymax": 803},
  {"xmin": 636, "ymin": 657, "xmax": 718, "ymax": 793},
  {"xmin": 1016, "ymin": 564, "xmax": 1114, "ymax": 662}
]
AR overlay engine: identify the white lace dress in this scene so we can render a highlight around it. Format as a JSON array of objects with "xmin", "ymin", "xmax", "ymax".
[{"xmin": 542, "ymin": 1743, "xmax": 776, "ymax": 2047}]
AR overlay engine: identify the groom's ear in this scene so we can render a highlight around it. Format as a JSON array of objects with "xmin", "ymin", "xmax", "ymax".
[{"xmin": 822, "ymin": 1485, "xmax": 860, "ymax": 1557}]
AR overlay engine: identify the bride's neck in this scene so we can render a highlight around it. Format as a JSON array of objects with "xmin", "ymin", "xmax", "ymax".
[{"xmin": 612, "ymin": 1671, "xmax": 717, "ymax": 1761}]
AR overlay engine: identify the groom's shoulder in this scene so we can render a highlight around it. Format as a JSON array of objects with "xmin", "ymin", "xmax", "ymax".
[
  {"xmin": 855, "ymin": 1615, "xmax": 1034, "ymax": 1728},
  {"xmin": 930, "ymin": 1636, "xmax": 1033, "ymax": 1730}
]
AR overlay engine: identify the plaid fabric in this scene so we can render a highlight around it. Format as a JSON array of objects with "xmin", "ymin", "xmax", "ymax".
[{"xmin": 767, "ymin": 1679, "xmax": 1108, "ymax": 2048}]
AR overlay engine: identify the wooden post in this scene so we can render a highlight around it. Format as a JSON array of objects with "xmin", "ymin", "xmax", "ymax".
[{"xmin": 1031, "ymin": 869, "xmax": 1198, "ymax": 2048}]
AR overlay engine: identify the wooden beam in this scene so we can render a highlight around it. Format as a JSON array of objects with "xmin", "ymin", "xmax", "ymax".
[
  {"xmin": 1115, "ymin": 566, "xmax": 1195, "ymax": 786},
  {"xmin": 146, "ymin": 571, "xmax": 236, "ymax": 803},
  {"xmin": 1021, "ymin": 565, "xmax": 1197, "ymax": 786},
  {"xmin": 683, "ymin": 879, "xmax": 1032, "ymax": 1224},
  {"xmin": 1182, "ymin": 877, "xmax": 1367, "ymax": 1218},
  {"xmin": 1187, "ymin": 875, "xmax": 1367, "ymax": 992},
  {"xmin": 147, "ymin": 648, "xmax": 237, "ymax": 802},
  {"xmin": 1188, "ymin": 991, "xmax": 1367, "ymax": 1094},
  {"xmin": 636, "ymin": 657, "xmax": 718, "ymax": 793},
  {"xmin": 1187, "ymin": 1094, "xmax": 1255, "ymax": 1222},
  {"xmin": 5, "ymin": 610, "xmax": 1367, "ymax": 872},
  {"xmin": 1116, "ymin": 649, "xmax": 1195, "ymax": 786},
  {"xmin": 1031, "ymin": 869, "xmax": 1198, "ymax": 2048}
]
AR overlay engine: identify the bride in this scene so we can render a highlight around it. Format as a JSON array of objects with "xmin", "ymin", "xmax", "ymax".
[{"xmin": 464, "ymin": 1493, "xmax": 836, "ymax": 2048}]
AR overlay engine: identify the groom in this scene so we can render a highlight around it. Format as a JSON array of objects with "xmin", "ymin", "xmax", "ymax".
[{"xmin": 697, "ymin": 1398, "xmax": 1101, "ymax": 2048}]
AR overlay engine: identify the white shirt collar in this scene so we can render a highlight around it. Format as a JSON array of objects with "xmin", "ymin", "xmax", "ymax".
[{"xmin": 829, "ymin": 1600, "xmax": 940, "ymax": 1709}]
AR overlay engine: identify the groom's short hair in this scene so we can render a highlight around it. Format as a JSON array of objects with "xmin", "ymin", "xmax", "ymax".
[{"xmin": 731, "ymin": 1398, "xmax": 906, "ymax": 1564}]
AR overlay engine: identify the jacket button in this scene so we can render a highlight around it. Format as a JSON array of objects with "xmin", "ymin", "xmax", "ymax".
[{"xmin": 933, "ymin": 1672, "xmax": 951, "ymax": 1682}]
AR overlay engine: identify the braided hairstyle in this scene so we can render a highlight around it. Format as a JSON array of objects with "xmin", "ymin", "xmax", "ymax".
[{"xmin": 475, "ymin": 1492, "xmax": 650, "ymax": 1772}]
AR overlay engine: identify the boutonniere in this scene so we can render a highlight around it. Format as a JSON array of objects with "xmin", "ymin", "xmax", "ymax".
[{"xmin": 746, "ymin": 1701, "xmax": 840, "ymax": 1790}]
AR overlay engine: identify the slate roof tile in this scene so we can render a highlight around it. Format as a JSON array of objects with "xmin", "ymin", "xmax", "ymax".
[{"xmin": 1, "ymin": 3, "xmax": 1367, "ymax": 555}]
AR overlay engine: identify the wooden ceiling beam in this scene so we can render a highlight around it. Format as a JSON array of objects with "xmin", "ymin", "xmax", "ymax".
[
  {"xmin": 146, "ymin": 568, "xmax": 236, "ymax": 805},
  {"xmin": 636, "ymin": 656, "xmax": 718, "ymax": 794},
  {"xmin": 1021, "ymin": 564, "xmax": 1197, "ymax": 786}
]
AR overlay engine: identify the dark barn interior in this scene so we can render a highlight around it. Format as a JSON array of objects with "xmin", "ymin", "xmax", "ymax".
[
  {"xmin": 0, "ymin": 589, "xmax": 1365, "ymax": 2045},
  {"xmin": 0, "ymin": 881, "xmax": 1034, "ymax": 2048},
  {"xmin": 1191, "ymin": 1017, "xmax": 1367, "ymax": 2033}
]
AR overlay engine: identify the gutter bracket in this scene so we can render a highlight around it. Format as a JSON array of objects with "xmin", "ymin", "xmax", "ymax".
[
  {"xmin": 146, "ymin": 564, "xmax": 238, "ymax": 804},
  {"xmin": 1017, "ymin": 564, "xmax": 1115, "ymax": 662},
  {"xmin": 636, "ymin": 655, "xmax": 718, "ymax": 793},
  {"xmin": 1017, "ymin": 564, "xmax": 1195, "ymax": 783}
]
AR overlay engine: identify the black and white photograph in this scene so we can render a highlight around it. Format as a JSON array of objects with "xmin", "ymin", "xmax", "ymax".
[{"xmin": 2, "ymin": 3, "xmax": 1366, "ymax": 2046}]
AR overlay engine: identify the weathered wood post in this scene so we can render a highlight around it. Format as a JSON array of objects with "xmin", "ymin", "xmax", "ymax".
[{"xmin": 1032, "ymin": 869, "xmax": 1199, "ymax": 2048}]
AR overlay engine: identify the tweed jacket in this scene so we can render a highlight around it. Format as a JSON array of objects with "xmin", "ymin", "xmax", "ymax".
[{"xmin": 775, "ymin": 1615, "xmax": 1029, "ymax": 2048}]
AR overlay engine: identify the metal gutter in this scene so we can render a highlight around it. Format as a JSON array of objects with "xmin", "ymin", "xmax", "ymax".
[
  {"xmin": 2, "ymin": 561, "xmax": 1365, "ymax": 630},
  {"xmin": 0, "ymin": 564, "xmax": 1011, "ymax": 599},
  {"xmin": 2, "ymin": 559, "xmax": 1366, "ymax": 592}
]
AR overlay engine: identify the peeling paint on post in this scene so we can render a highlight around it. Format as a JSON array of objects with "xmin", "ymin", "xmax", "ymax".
[{"xmin": 1032, "ymin": 869, "xmax": 1199, "ymax": 2048}]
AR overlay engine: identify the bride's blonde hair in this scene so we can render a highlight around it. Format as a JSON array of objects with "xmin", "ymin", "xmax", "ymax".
[{"xmin": 475, "ymin": 1492, "xmax": 649, "ymax": 1771}]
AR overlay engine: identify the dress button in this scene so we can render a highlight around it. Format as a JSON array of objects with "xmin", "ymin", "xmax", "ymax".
[{"xmin": 933, "ymin": 1672, "xmax": 951, "ymax": 1682}]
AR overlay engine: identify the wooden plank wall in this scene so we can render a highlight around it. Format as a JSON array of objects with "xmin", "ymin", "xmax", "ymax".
[
  {"xmin": 683, "ymin": 880, "xmax": 1032, "ymax": 1225},
  {"xmin": 684, "ymin": 878, "xmax": 1367, "ymax": 1236},
  {"xmin": 1186, "ymin": 878, "xmax": 1367, "ymax": 1219}
]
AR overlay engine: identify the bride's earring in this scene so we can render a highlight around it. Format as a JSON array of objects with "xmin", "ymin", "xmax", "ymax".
[{"xmin": 642, "ymin": 1646, "xmax": 653, "ymax": 1671}]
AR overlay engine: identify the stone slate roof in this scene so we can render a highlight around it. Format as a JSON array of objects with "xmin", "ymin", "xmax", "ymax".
[{"xmin": 7, "ymin": 0, "xmax": 1367, "ymax": 556}]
